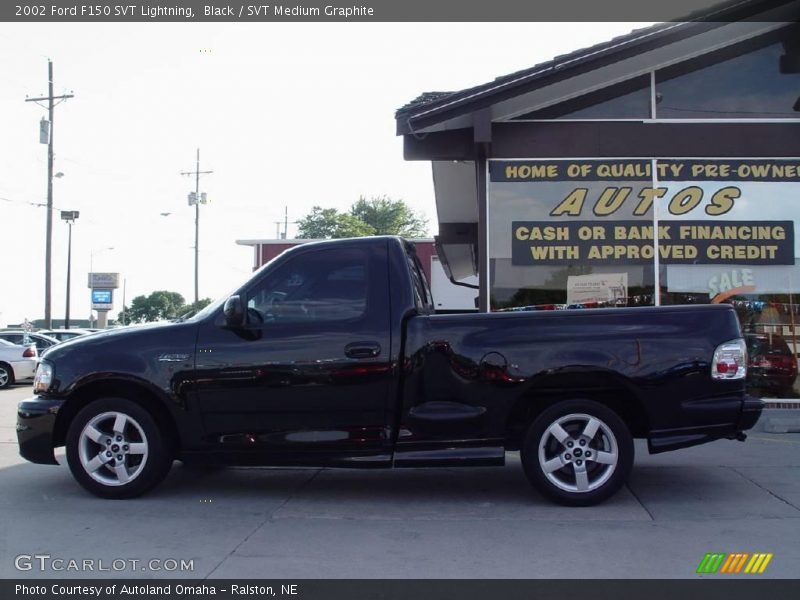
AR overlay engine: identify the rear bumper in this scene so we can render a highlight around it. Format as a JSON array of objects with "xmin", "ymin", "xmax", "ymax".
[
  {"xmin": 738, "ymin": 395, "xmax": 764, "ymax": 431},
  {"xmin": 648, "ymin": 393, "xmax": 763, "ymax": 454},
  {"xmin": 17, "ymin": 396, "xmax": 63, "ymax": 465},
  {"xmin": 11, "ymin": 360, "xmax": 36, "ymax": 381}
]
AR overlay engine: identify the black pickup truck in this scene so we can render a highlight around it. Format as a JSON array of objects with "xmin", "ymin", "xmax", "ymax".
[{"xmin": 18, "ymin": 236, "xmax": 762, "ymax": 505}]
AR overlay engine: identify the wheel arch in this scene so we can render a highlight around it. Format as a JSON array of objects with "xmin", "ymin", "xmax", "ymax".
[
  {"xmin": 53, "ymin": 378, "xmax": 181, "ymax": 455},
  {"xmin": 504, "ymin": 371, "xmax": 649, "ymax": 449}
]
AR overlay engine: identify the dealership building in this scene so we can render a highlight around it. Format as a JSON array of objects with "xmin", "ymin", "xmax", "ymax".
[{"xmin": 395, "ymin": 0, "xmax": 800, "ymax": 397}]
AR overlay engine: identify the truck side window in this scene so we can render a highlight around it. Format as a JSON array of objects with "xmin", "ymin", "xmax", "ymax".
[{"xmin": 246, "ymin": 247, "xmax": 369, "ymax": 325}]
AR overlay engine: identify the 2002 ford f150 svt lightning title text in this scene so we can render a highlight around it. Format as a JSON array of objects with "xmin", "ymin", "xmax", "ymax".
[{"xmin": 17, "ymin": 237, "xmax": 763, "ymax": 505}]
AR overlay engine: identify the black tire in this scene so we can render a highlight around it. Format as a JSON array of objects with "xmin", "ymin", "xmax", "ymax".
[
  {"xmin": 521, "ymin": 399, "xmax": 633, "ymax": 506},
  {"xmin": 65, "ymin": 397, "xmax": 173, "ymax": 499},
  {"xmin": 0, "ymin": 363, "xmax": 14, "ymax": 389}
]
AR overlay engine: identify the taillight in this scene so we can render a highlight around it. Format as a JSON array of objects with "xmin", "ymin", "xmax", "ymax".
[
  {"xmin": 774, "ymin": 355, "xmax": 795, "ymax": 369},
  {"xmin": 22, "ymin": 346, "xmax": 36, "ymax": 358},
  {"xmin": 712, "ymin": 339, "xmax": 747, "ymax": 380},
  {"xmin": 751, "ymin": 355, "xmax": 771, "ymax": 368}
]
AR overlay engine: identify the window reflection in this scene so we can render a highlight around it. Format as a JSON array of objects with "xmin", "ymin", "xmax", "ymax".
[
  {"xmin": 247, "ymin": 249, "xmax": 369, "ymax": 324},
  {"xmin": 515, "ymin": 76, "xmax": 651, "ymax": 120},
  {"xmin": 656, "ymin": 26, "xmax": 800, "ymax": 119},
  {"xmin": 488, "ymin": 158, "xmax": 800, "ymax": 398}
]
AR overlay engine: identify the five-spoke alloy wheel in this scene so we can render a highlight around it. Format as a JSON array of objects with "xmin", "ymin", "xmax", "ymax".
[
  {"xmin": 522, "ymin": 399, "xmax": 633, "ymax": 506},
  {"xmin": 66, "ymin": 397, "xmax": 172, "ymax": 498},
  {"xmin": 77, "ymin": 411, "xmax": 149, "ymax": 487}
]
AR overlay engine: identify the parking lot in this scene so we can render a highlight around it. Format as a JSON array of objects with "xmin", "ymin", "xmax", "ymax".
[{"xmin": 0, "ymin": 383, "xmax": 798, "ymax": 579}]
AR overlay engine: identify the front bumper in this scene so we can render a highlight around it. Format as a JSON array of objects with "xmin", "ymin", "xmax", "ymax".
[{"xmin": 17, "ymin": 396, "xmax": 64, "ymax": 465}]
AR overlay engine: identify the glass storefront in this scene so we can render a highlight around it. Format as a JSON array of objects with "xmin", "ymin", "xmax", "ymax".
[{"xmin": 488, "ymin": 158, "xmax": 800, "ymax": 398}]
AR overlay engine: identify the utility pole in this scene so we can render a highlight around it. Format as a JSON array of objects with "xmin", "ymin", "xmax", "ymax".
[
  {"xmin": 26, "ymin": 60, "xmax": 73, "ymax": 329},
  {"xmin": 274, "ymin": 207, "xmax": 291, "ymax": 239},
  {"xmin": 181, "ymin": 148, "xmax": 212, "ymax": 305}
]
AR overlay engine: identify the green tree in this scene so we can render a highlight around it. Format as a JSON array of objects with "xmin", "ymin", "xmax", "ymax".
[
  {"xmin": 124, "ymin": 291, "xmax": 186, "ymax": 323},
  {"xmin": 177, "ymin": 297, "xmax": 213, "ymax": 319},
  {"xmin": 296, "ymin": 207, "xmax": 341, "ymax": 239},
  {"xmin": 333, "ymin": 213, "xmax": 375, "ymax": 238},
  {"xmin": 297, "ymin": 196, "xmax": 427, "ymax": 239},
  {"xmin": 350, "ymin": 195, "xmax": 428, "ymax": 237}
]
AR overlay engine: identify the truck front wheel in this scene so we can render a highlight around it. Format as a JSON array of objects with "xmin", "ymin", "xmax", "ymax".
[
  {"xmin": 521, "ymin": 399, "xmax": 633, "ymax": 506},
  {"xmin": 65, "ymin": 397, "xmax": 173, "ymax": 499}
]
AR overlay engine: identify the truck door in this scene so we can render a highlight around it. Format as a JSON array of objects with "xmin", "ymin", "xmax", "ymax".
[{"xmin": 194, "ymin": 242, "xmax": 394, "ymax": 458}]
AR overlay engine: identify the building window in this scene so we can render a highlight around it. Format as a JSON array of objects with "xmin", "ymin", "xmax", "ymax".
[
  {"xmin": 514, "ymin": 75, "xmax": 651, "ymax": 120},
  {"xmin": 488, "ymin": 158, "xmax": 800, "ymax": 397},
  {"xmin": 655, "ymin": 25, "xmax": 800, "ymax": 119}
]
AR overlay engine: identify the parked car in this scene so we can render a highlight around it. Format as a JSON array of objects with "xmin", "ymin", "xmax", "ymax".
[
  {"xmin": 0, "ymin": 339, "xmax": 38, "ymax": 389},
  {"xmin": 38, "ymin": 329, "xmax": 92, "ymax": 342},
  {"xmin": 18, "ymin": 237, "xmax": 760, "ymax": 505},
  {"xmin": 0, "ymin": 331, "xmax": 60, "ymax": 354},
  {"xmin": 746, "ymin": 332, "xmax": 798, "ymax": 394}
]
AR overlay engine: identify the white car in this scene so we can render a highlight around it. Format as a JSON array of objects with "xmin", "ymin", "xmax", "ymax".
[
  {"xmin": 0, "ymin": 339, "xmax": 38, "ymax": 389},
  {"xmin": 38, "ymin": 328, "xmax": 93, "ymax": 342}
]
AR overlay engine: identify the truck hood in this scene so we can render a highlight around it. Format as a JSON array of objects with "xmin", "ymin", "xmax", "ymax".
[{"xmin": 42, "ymin": 321, "xmax": 193, "ymax": 363}]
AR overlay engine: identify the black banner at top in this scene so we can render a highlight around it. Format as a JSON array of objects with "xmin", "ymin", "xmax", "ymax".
[
  {"xmin": 491, "ymin": 159, "xmax": 800, "ymax": 183},
  {"xmin": 3, "ymin": 0, "xmax": 799, "ymax": 22}
]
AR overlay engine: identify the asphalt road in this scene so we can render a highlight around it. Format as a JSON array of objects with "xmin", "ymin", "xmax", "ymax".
[{"xmin": 1, "ymin": 383, "xmax": 798, "ymax": 579}]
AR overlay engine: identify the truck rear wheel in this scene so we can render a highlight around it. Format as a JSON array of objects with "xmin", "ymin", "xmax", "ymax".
[
  {"xmin": 66, "ymin": 397, "xmax": 172, "ymax": 499},
  {"xmin": 521, "ymin": 399, "xmax": 633, "ymax": 506}
]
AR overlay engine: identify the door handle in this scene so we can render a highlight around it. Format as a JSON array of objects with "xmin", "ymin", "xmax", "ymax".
[{"xmin": 345, "ymin": 342, "xmax": 381, "ymax": 359}]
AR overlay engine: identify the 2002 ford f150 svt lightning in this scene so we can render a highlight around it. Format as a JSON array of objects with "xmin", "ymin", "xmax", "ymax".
[{"xmin": 17, "ymin": 236, "xmax": 763, "ymax": 505}]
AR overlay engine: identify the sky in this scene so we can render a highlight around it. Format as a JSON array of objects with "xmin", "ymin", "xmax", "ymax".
[{"xmin": 0, "ymin": 21, "xmax": 650, "ymax": 326}]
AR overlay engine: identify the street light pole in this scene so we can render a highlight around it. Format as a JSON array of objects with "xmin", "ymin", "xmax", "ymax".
[{"xmin": 61, "ymin": 210, "xmax": 79, "ymax": 329}]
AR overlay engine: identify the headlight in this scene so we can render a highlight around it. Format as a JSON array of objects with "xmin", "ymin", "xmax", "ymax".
[{"xmin": 33, "ymin": 361, "xmax": 54, "ymax": 393}]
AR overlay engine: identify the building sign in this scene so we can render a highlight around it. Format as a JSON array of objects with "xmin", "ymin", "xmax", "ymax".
[
  {"xmin": 491, "ymin": 159, "xmax": 800, "ymax": 268},
  {"xmin": 91, "ymin": 290, "xmax": 112, "ymax": 304},
  {"xmin": 490, "ymin": 159, "xmax": 800, "ymax": 183},
  {"xmin": 91, "ymin": 289, "xmax": 114, "ymax": 311},
  {"xmin": 666, "ymin": 264, "xmax": 800, "ymax": 298},
  {"xmin": 512, "ymin": 220, "xmax": 794, "ymax": 265},
  {"xmin": 88, "ymin": 272, "xmax": 120, "ymax": 289},
  {"xmin": 567, "ymin": 273, "xmax": 628, "ymax": 305}
]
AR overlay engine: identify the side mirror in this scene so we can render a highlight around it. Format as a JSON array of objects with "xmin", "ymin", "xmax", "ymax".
[{"xmin": 223, "ymin": 295, "xmax": 245, "ymax": 328}]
